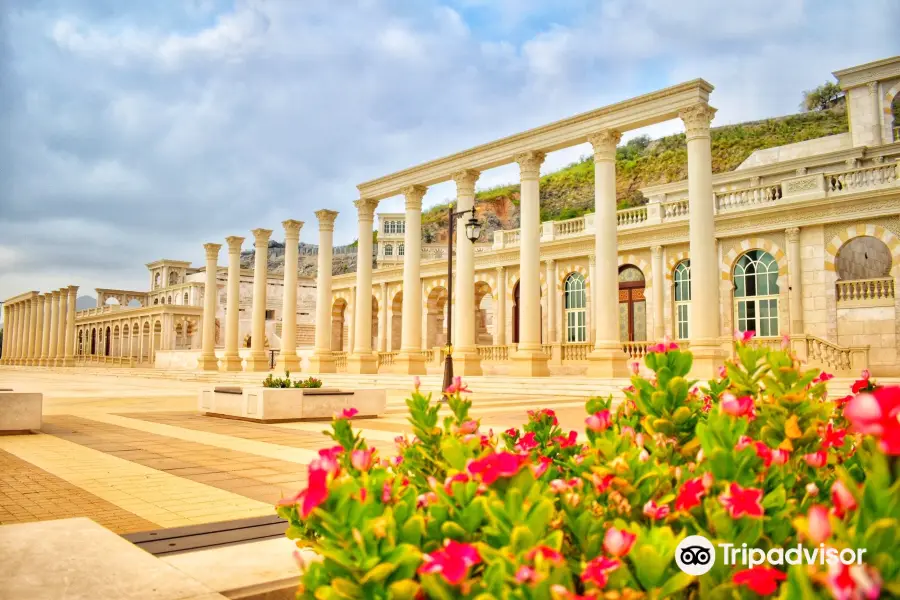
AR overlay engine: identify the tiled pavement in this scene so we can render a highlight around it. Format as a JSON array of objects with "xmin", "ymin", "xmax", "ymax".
[{"xmin": 0, "ymin": 369, "xmax": 594, "ymax": 534}]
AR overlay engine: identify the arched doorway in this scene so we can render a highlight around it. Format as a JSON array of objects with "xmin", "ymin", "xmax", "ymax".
[
  {"xmin": 371, "ymin": 296, "xmax": 379, "ymax": 350},
  {"xmin": 331, "ymin": 299, "xmax": 348, "ymax": 351},
  {"xmin": 475, "ymin": 282, "xmax": 494, "ymax": 345},
  {"xmin": 142, "ymin": 322, "xmax": 151, "ymax": 362},
  {"xmin": 426, "ymin": 286, "xmax": 448, "ymax": 349},
  {"xmin": 78, "ymin": 330, "xmax": 84, "ymax": 355},
  {"xmin": 91, "ymin": 328, "xmax": 97, "ymax": 355},
  {"xmin": 105, "ymin": 326, "xmax": 112, "ymax": 356},
  {"xmin": 511, "ymin": 281, "xmax": 543, "ymax": 344},
  {"xmin": 390, "ymin": 292, "xmax": 403, "ymax": 351},
  {"xmin": 618, "ymin": 265, "xmax": 646, "ymax": 342}
]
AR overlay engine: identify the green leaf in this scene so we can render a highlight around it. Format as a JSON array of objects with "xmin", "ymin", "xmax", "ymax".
[
  {"xmin": 657, "ymin": 571, "xmax": 694, "ymax": 597},
  {"xmin": 525, "ymin": 498, "xmax": 554, "ymax": 535},
  {"xmin": 387, "ymin": 580, "xmax": 420, "ymax": 600},
  {"xmin": 440, "ymin": 436, "xmax": 468, "ymax": 471},
  {"xmin": 361, "ymin": 562, "xmax": 397, "ymax": 584}
]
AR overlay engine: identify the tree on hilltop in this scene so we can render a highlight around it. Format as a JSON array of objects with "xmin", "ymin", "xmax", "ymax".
[{"xmin": 801, "ymin": 81, "xmax": 845, "ymax": 112}]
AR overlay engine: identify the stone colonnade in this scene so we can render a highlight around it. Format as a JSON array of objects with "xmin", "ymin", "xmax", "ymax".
[{"xmin": 1, "ymin": 286, "xmax": 78, "ymax": 366}]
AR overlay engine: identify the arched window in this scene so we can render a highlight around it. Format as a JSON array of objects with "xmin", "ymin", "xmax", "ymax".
[
  {"xmin": 183, "ymin": 292, "xmax": 189, "ymax": 304},
  {"xmin": 384, "ymin": 244, "xmax": 393, "ymax": 256},
  {"xmin": 673, "ymin": 260, "xmax": 691, "ymax": 339},
  {"xmin": 398, "ymin": 221, "xmax": 405, "ymax": 234},
  {"xmin": 398, "ymin": 243, "xmax": 405, "ymax": 256},
  {"xmin": 734, "ymin": 250, "xmax": 780, "ymax": 337},
  {"xmin": 564, "ymin": 273, "xmax": 587, "ymax": 342},
  {"xmin": 154, "ymin": 298, "xmax": 159, "ymax": 305},
  {"xmin": 167, "ymin": 295, "xmax": 172, "ymax": 304}
]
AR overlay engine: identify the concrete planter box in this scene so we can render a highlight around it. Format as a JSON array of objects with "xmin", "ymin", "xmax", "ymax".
[
  {"xmin": 198, "ymin": 386, "xmax": 386, "ymax": 422},
  {"xmin": 0, "ymin": 392, "xmax": 42, "ymax": 434}
]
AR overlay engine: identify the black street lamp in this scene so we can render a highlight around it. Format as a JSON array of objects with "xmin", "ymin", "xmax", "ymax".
[{"xmin": 442, "ymin": 204, "xmax": 482, "ymax": 395}]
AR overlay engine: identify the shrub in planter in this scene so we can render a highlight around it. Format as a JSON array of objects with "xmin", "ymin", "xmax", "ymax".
[
  {"xmin": 277, "ymin": 336, "xmax": 900, "ymax": 599},
  {"xmin": 263, "ymin": 372, "xmax": 323, "ymax": 389}
]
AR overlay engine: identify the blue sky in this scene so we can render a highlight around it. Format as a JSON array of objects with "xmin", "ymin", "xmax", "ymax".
[{"xmin": 0, "ymin": 0, "xmax": 898, "ymax": 307}]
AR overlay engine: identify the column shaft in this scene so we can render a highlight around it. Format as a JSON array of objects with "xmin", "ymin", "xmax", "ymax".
[
  {"xmin": 395, "ymin": 187, "xmax": 426, "ymax": 374},
  {"xmin": 276, "ymin": 220, "xmax": 303, "ymax": 372},
  {"xmin": 1, "ymin": 305, "xmax": 7, "ymax": 363},
  {"xmin": 23, "ymin": 299, "xmax": 33, "ymax": 365},
  {"xmin": 48, "ymin": 292, "xmax": 60, "ymax": 363},
  {"xmin": 34, "ymin": 296, "xmax": 45, "ymax": 366},
  {"xmin": 377, "ymin": 282, "xmax": 388, "ymax": 352},
  {"xmin": 41, "ymin": 295, "xmax": 52, "ymax": 364},
  {"xmin": 495, "ymin": 267, "xmax": 506, "ymax": 346},
  {"xmin": 309, "ymin": 210, "xmax": 338, "ymax": 373},
  {"xmin": 651, "ymin": 246, "xmax": 665, "ymax": 340},
  {"xmin": 12, "ymin": 303, "xmax": 21, "ymax": 363},
  {"xmin": 246, "ymin": 229, "xmax": 273, "ymax": 371},
  {"xmin": 588, "ymin": 255, "xmax": 597, "ymax": 344},
  {"xmin": 27, "ymin": 298, "xmax": 38, "ymax": 365},
  {"xmin": 223, "ymin": 236, "xmax": 244, "ymax": 371},
  {"xmin": 682, "ymin": 103, "xmax": 726, "ymax": 376},
  {"xmin": 199, "ymin": 243, "xmax": 222, "ymax": 370},
  {"xmin": 348, "ymin": 199, "xmax": 379, "ymax": 373},
  {"xmin": 55, "ymin": 291, "xmax": 67, "ymax": 366},
  {"xmin": 63, "ymin": 287, "xmax": 77, "ymax": 366},
  {"xmin": 511, "ymin": 152, "xmax": 549, "ymax": 376},
  {"xmin": 347, "ymin": 286, "xmax": 356, "ymax": 356},
  {"xmin": 546, "ymin": 260, "xmax": 557, "ymax": 343},
  {"xmin": 785, "ymin": 227, "xmax": 803, "ymax": 335},
  {"xmin": 451, "ymin": 171, "xmax": 482, "ymax": 375}
]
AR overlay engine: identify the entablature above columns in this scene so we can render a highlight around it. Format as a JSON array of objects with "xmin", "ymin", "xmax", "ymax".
[{"xmin": 75, "ymin": 304, "xmax": 202, "ymax": 326}]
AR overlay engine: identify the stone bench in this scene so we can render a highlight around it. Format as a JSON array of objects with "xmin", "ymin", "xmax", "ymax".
[
  {"xmin": 0, "ymin": 391, "xmax": 42, "ymax": 434},
  {"xmin": 199, "ymin": 386, "xmax": 385, "ymax": 422}
]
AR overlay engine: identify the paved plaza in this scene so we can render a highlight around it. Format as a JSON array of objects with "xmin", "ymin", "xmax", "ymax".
[{"xmin": 0, "ymin": 369, "xmax": 593, "ymax": 534}]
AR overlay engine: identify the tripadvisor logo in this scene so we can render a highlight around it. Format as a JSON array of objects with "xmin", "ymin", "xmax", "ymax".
[{"xmin": 675, "ymin": 535, "xmax": 868, "ymax": 576}]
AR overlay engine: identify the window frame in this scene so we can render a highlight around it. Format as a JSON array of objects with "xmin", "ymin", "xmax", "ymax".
[
  {"xmin": 564, "ymin": 273, "xmax": 587, "ymax": 343},
  {"xmin": 733, "ymin": 250, "xmax": 780, "ymax": 337}
]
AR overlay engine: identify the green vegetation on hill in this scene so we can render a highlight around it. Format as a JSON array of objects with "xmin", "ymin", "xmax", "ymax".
[{"xmin": 419, "ymin": 107, "xmax": 849, "ymax": 242}]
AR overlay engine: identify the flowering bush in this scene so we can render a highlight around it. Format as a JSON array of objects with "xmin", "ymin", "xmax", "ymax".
[
  {"xmin": 277, "ymin": 342, "xmax": 900, "ymax": 599},
  {"xmin": 263, "ymin": 372, "xmax": 324, "ymax": 388}
]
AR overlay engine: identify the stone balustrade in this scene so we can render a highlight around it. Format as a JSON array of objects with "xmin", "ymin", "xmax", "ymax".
[
  {"xmin": 616, "ymin": 206, "xmax": 648, "ymax": 227},
  {"xmin": 715, "ymin": 183, "xmax": 783, "ymax": 211},
  {"xmin": 477, "ymin": 345, "xmax": 511, "ymax": 361},
  {"xmin": 661, "ymin": 198, "xmax": 689, "ymax": 220},
  {"xmin": 561, "ymin": 342, "xmax": 591, "ymax": 361},
  {"xmin": 376, "ymin": 351, "xmax": 398, "ymax": 368},
  {"xmin": 826, "ymin": 163, "xmax": 897, "ymax": 193},
  {"xmin": 553, "ymin": 216, "xmax": 586, "ymax": 238},
  {"xmin": 836, "ymin": 277, "xmax": 896, "ymax": 306}
]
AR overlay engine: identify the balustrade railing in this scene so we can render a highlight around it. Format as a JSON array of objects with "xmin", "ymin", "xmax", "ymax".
[
  {"xmin": 503, "ymin": 230, "xmax": 521, "ymax": 246},
  {"xmin": 561, "ymin": 343, "xmax": 591, "ymax": 361},
  {"xmin": 74, "ymin": 355, "xmax": 135, "ymax": 367},
  {"xmin": 477, "ymin": 345, "xmax": 510, "ymax": 361},
  {"xmin": 622, "ymin": 341, "xmax": 651, "ymax": 361},
  {"xmin": 377, "ymin": 351, "xmax": 397, "ymax": 368},
  {"xmin": 716, "ymin": 184, "xmax": 783, "ymax": 211},
  {"xmin": 617, "ymin": 207, "xmax": 648, "ymax": 227},
  {"xmin": 553, "ymin": 216, "xmax": 586, "ymax": 238},
  {"xmin": 827, "ymin": 163, "xmax": 897, "ymax": 193},
  {"xmin": 333, "ymin": 351, "xmax": 347, "ymax": 371},
  {"xmin": 805, "ymin": 336, "xmax": 853, "ymax": 373},
  {"xmin": 661, "ymin": 198, "xmax": 689, "ymax": 220},
  {"xmin": 836, "ymin": 277, "xmax": 896, "ymax": 303}
]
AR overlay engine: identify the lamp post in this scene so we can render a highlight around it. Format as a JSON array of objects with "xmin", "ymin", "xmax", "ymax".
[{"xmin": 442, "ymin": 204, "xmax": 483, "ymax": 395}]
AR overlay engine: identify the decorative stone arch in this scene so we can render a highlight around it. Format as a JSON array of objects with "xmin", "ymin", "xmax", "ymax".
[
  {"xmin": 665, "ymin": 251, "xmax": 691, "ymax": 283},
  {"xmin": 506, "ymin": 272, "xmax": 548, "ymax": 302},
  {"xmin": 720, "ymin": 237, "xmax": 789, "ymax": 337},
  {"xmin": 617, "ymin": 254, "xmax": 652, "ymax": 287},
  {"xmin": 824, "ymin": 223, "xmax": 900, "ymax": 277},
  {"xmin": 882, "ymin": 81, "xmax": 900, "ymax": 140},
  {"xmin": 474, "ymin": 272, "xmax": 497, "ymax": 292},
  {"xmin": 556, "ymin": 264, "xmax": 590, "ymax": 291},
  {"xmin": 424, "ymin": 278, "xmax": 449, "ymax": 298}
]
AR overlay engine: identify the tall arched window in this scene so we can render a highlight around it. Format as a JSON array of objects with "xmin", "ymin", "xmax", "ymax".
[
  {"xmin": 384, "ymin": 244, "xmax": 393, "ymax": 256},
  {"xmin": 673, "ymin": 260, "xmax": 691, "ymax": 339},
  {"xmin": 564, "ymin": 273, "xmax": 587, "ymax": 342},
  {"xmin": 733, "ymin": 250, "xmax": 780, "ymax": 337},
  {"xmin": 398, "ymin": 243, "xmax": 405, "ymax": 256},
  {"xmin": 183, "ymin": 292, "xmax": 189, "ymax": 304}
]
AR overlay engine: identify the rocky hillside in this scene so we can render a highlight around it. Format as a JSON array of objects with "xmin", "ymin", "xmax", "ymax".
[{"xmin": 240, "ymin": 242, "xmax": 359, "ymax": 278}]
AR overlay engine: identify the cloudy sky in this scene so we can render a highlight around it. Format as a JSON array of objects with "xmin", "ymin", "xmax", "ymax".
[{"xmin": 1, "ymin": 0, "xmax": 898, "ymax": 311}]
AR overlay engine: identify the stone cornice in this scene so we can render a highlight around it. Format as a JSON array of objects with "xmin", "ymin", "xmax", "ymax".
[
  {"xmin": 3, "ymin": 291, "xmax": 41, "ymax": 305},
  {"xmin": 833, "ymin": 56, "xmax": 900, "ymax": 89},
  {"xmin": 75, "ymin": 304, "xmax": 204, "ymax": 325},
  {"xmin": 357, "ymin": 80, "xmax": 713, "ymax": 200}
]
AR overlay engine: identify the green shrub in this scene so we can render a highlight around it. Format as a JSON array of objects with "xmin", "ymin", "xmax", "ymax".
[{"xmin": 262, "ymin": 372, "xmax": 323, "ymax": 389}]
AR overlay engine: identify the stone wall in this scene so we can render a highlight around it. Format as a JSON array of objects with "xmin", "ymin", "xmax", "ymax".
[{"xmin": 835, "ymin": 236, "xmax": 892, "ymax": 279}]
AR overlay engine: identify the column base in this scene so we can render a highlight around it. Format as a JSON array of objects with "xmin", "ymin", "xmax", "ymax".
[
  {"xmin": 452, "ymin": 350, "xmax": 483, "ymax": 377},
  {"xmin": 509, "ymin": 347, "xmax": 550, "ymax": 377},
  {"xmin": 688, "ymin": 339, "xmax": 729, "ymax": 380},
  {"xmin": 220, "ymin": 354, "xmax": 243, "ymax": 372},
  {"xmin": 586, "ymin": 344, "xmax": 631, "ymax": 378},
  {"xmin": 244, "ymin": 353, "xmax": 270, "ymax": 372},
  {"xmin": 274, "ymin": 353, "xmax": 301, "ymax": 373},
  {"xmin": 197, "ymin": 354, "xmax": 219, "ymax": 371},
  {"xmin": 347, "ymin": 352, "xmax": 378, "ymax": 374},
  {"xmin": 307, "ymin": 352, "xmax": 337, "ymax": 374},
  {"xmin": 390, "ymin": 351, "xmax": 426, "ymax": 375},
  {"xmin": 59, "ymin": 358, "xmax": 75, "ymax": 367}
]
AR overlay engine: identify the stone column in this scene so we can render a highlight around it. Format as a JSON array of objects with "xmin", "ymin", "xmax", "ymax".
[
  {"xmin": 377, "ymin": 282, "xmax": 388, "ymax": 353},
  {"xmin": 451, "ymin": 170, "xmax": 483, "ymax": 375},
  {"xmin": 198, "ymin": 243, "xmax": 222, "ymax": 370},
  {"xmin": 511, "ymin": 151, "xmax": 550, "ymax": 376},
  {"xmin": 33, "ymin": 295, "xmax": 45, "ymax": 366},
  {"xmin": 545, "ymin": 259, "xmax": 557, "ymax": 343},
  {"xmin": 276, "ymin": 220, "xmax": 303, "ymax": 373},
  {"xmin": 11, "ymin": 302, "xmax": 20, "ymax": 363},
  {"xmin": 55, "ymin": 290, "xmax": 67, "ymax": 366},
  {"xmin": 651, "ymin": 245, "xmax": 665, "ymax": 340},
  {"xmin": 785, "ymin": 227, "xmax": 803, "ymax": 335},
  {"xmin": 394, "ymin": 186, "xmax": 426, "ymax": 374},
  {"xmin": 27, "ymin": 297, "xmax": 38, "ymax": 365},
  {"xmin": 495, "ymin": 266, "xmax": 506, "ymax": 346},
  {"xmin": 17, "ymin": 302, "xmax": 26, "ymax": 364},
  {"xmin": 246, "ymin": 229, "xmax": 272, "ymax": 371},
  {"xmin": 22, "ymin": 298, "xmax": 33, "ymax": 365},
  {"xmin": 588, "ymin": 255, "xmax": 597, "ymax": 344},
  {"xmin": 681, "ymin": 103, "xmax": 725, "ymax": 377},
  {"xmin": 48, "ymin": 291, "xmax": 60, "ymax": 365},
  {"xmin": 587, "ymin": 130, "xmax": 629, "ymax": 377},
  {"xmin": 41, "ymin": 294, "xmax": 51, "ymax": 365},
  {"xmin": 63, "ymin": 287, "xmax": 77, "ymax": 366},
  {"xmin": 308, "ymin": 210, "xmax": 338, "ymax": 373},
  {"xmin": 0, "ymin": 304, "xmax": 7, "ymax": 364},
  {"xmin": 222, "ymin": 236, "xmax": 244, "ymax": 371},
  {"xmin": 348, "ymin": 198, "xmax": 379, "ymax": 374}
]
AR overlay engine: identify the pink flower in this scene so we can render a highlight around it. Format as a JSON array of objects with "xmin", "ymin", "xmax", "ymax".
[
  {"xmin": 418, "ymin": 540, "xmax": 481, "ymax": 585},
  {"xmin": 549, "ymin": 479, "xmax": 569, "ymax": 493},
  {"xmin": 445, "ymin": 376, "xmax": 470, "ymax": 394},
  {"xmin": 350, "ymin": 448, "xmax": 376, "ymax": 472},
  {"xmin": 719, "ymin": 482, "xmax": 765, "ymax": 518},
  {"xmin": 718, "ymin": 365, "xmax": 728, "ymax": 379},
  {"xmin": 458, "ymin": 420, "xmax": 479, "ymax": 435},
  {"xmin": 721, "ymin": 393, "xmax": 754, "ymax": 417},
  {"xmin": 770, "ymin": 449, "xmax": 790, "ymax": 466},
  {"xmin": 821, "ymin": 423, "xmax": 847, "ymax": 449},
  {"xmin": 553, "ymin": 430, "xmax": 579, "ymax": 448},
  {"xmin": 526, "ymin": 545, "xmax": 564, "ymax": 564},
  {"xmin": 515, "ymin": 431, "xmax": 539, "ymax": 452},
  {"xmin": 527, "ymin": 408, "xmax": 558, "ymax": 426},
  {"xmin": 515, "ymin": 566, "xmax": 539, "ymax": 584},
  {"xmin": 381, "ymin": 482, "xmax": 392, "ymax": 503},
  {"xmin": 647, "ymin": 337, "xmax": 679, "ymax": 353},
  {"xmin": 603, "ymin": 527, "xmax": 636, "ymax": 557},
  {"xmin": 804, "ymin": 450, "xmax": 827, "ymax": 468},
  {"xmin": 735, "ymin": 329, "xmax": 755, "ymax": 342},
  {"xmin": 643, "ymin": 500, "xmax": 670, "ymax": 520},
  {"xmin": 416, "ymin": 492, "xmax": 437, "ymax": 508},
  {"xmin": 621, "ymin": 426, "xmax": 635, "ymax": 439},
  {"xmin": 844, "ymin": 387, "xmax": 900, "ymax": 455},
  {"xmin": 318, "ymin": 446, "xmax": 343, "ymax": 464},
  {"xmin": 754, "ymin": 442, "xmax": 774, "ymax": 467},
  {"xmin": 831, "ymin": 480, "xmax": 858, "ymax": 518},
  {"xmin": 413, "ymin": 376, "xmax": 421, "ymax": 391},
  {"xmin": 443, "ymin": 473, "xmax": 470, "ymax": 493},
  {"xmin": 733, "ymin": 566, "xmax": 786, "ymax": 596},
  {"xmin": 735, "ymin": 435, "xmax": 754, "ymax": 452},
  {"xmin": 813, "ymin": 371, "xmax": 834, "ymax": 384},
  {"xmin": 467, "ymin": 452, "xmax": 526, "ymax": 485},
  {"xmin": 675, "ymin": 475, "xmax": 711, "ymax": 512},
  {"xmin": 638, "ymin": 449, "xmax": 650, "ymax": 462},
  {"xmin": 591, "ymin": 473, "xmax": 614, "ymax": 493},
  {"xmin": 781, "ymin": 334, "xmax": 791, "ymax": 349},
  {"xmin": 339, "ymin": 407, "xmax": 358, "ymax": 419},
  {"xmin": 807, "ymin": 505, "xmax": 831, "ymax": 544},
  {"xmin": 280, "ymin": 456, "xmax": 338, "ymax": 518},
  {"xmin": 806, "ymin": 482, "xmax": 819, "ymax": 496},
  {"xmin": 581, "ymin": 556, "xmax": 620, "ymax": 588},
  {"xmin": 828, "ymin": 562, "xmax": 881, "ymax": 600},
  {"xmin": 504, "ymin": 427, "xmax": 519, "ymax": 439},
  {"xmin": 531, "ymin": 456, "xmax": 552, "ymax": 478},
  {"xmin": 850, "ymin": 369, "xmax": 871, "ymax": 394},
  {"xmin": 585, "ymin": 410, "xmax": 612, "ymax": 432}
]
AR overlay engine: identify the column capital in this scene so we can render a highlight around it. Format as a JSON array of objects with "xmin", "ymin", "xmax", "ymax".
[
  {"xmin": 401, "ymin": 185, "xmax": 427, "ymax": 210},
  {"xmin": 544, "ymin": 258, "xmax": 556, "ymax": 268},
  {"xmin": 785, "ymin": 227, "xmax": 801, "ymax": 242},
  {"xmin": 589, "ymin": 254, "xmax": 596, "ymax": 267},
  {"xmin": 451, "ymin": 170, "xmax": 480, "ymax": 196},
  {"xmin": 515, "ymin": 152, "xmax": 545, "ymax": 180},
  {"xmin": 226, "ymin": 236, "xmax": 245, "ymax": 253},
  {"xmin": 586, "ymin": 130, "xmax": 621, "ymax": 161},
  {"xmin": 650, "ymin": 245, "xmax": 663, "ymax": 257},
  {"xmin": 282, "ymin": 219, "xmax": 304, "ymax": 238},
  {"xmin": 866, "ymin": 81, "xmax": 878, "ymax": 94},
  {"xmin": 203, "ymin": 243, "xmax": 222, "ymax": 260},
  {"xmin": 679, "ymin": 103, "xmax": 717, "ymax": 140},
  {"xmin": 67, "ymin": 285, "xmax": 79, "ymax": 297},
  {"xmin": 251, "ymin": 228, "xmax": 273, "ymax": 247},
  {"xmin": 496, "ymin": 265, "xmax": 505, "ymax": 275},
  {"xmin": 354, "ymin": 198, "xmax": 379, "ymax": 222},
  {"xmin": 51, "ymin": 290, "xmax": 61, "ymax": 299},
  {"xmin": 315, "ymin": 209, "xmax": 339, "ymax": 231}
]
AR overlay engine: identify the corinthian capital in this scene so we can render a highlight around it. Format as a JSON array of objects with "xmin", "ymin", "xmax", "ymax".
[
  {"xmin": 587, "ymin": 130, "xmax": 621, "ymax": 161},
  {"xmin": 226, "ymin": 236, "xmax": 245, "ymax": 253},
  {"xmin": 402, "ymin": 185, "xmax": 427, "ymax": 211},
  {"xmin": 451, "ymin": 170, "xmax": 480, "ymax": 197},
  {"xmin": 314, "ymin": 209, "xmax": 339, "ymax": 231},
  {"xmin": 785, "ymin": 227, "xmax": 800, "ymax": 243},
  {"xmin": 515, "ymin": 151, "xmax": 545, "ymax": 180},
  {"xmin": 679, "ymin": 103, "xmax": 717, "ymax": 140},
  {"xmin": 203, "ymin": 243, "xmax": 222, "ymax": 260},
  {"xmin": 354, "ymin": 198, "xmax": 379, "ymax": 222},
  {"xmin": 282, "ymin": 219, "xmax": 304, "ymax": 239},
  {"xmin": 251, "ymin": 228, "xmax": 273, "ymax": 247}
]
